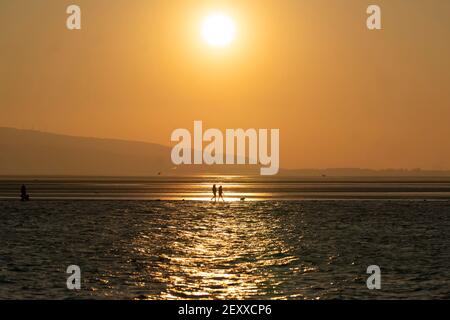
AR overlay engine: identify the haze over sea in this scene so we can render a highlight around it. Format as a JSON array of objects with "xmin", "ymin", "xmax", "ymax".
[{"xmin": 0, "ymin": 176, "xmax": 449, "ymax": 299}]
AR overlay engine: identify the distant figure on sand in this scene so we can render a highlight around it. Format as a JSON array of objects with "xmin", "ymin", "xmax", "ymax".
[
  {"xmin": 211, "ymin": 184, "xmax": 217, "ymax": 202},
  {"xmin": 21, "ymin": 184, "xmax": 30, "ymax": 201},
  {"xmin": 218, "ymin": 186, "xmax": 224, "ymax": 202}
]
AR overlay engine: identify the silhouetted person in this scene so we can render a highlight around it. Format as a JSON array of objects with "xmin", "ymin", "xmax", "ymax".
[
  {"xmin": 211, "ymin": 184, "xmax": 217, "ymax": 202},
  {"xmin": 218, "ymin": 186, "xmax": 224, "ymax": 202},
  {"xmin": 21, "ymin": 184, "xmax": 29, "ymax": 201}
]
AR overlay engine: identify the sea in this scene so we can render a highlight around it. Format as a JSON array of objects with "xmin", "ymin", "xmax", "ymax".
[{"xmin": 0, "ymin": 176, "xmax": 449, "ymax": 299}]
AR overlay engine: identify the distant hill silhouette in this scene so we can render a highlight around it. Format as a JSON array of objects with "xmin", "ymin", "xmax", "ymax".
[
  {"xmin": 0, "ymin": 127, "xmax": 260, "ymax": 176},
  {"xmin": 0, "ymin": 127, "xmax": 172, "ymax": 176},
  {"xmin": 282, "ymin": 168, "xmax": 450, "ymax": 177},
  {"xmin": 1, "ymin": 127, "xmax": 449, "ymax": 177}
]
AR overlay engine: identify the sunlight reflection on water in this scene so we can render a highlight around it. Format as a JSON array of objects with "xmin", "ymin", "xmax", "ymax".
[
  {"xmin": 131, "ymin": 203, "xmax": 305, "ymax": 299},
  {"xmin": 0, "ymin": 199, "xmax": 449, "ymax": 299}
]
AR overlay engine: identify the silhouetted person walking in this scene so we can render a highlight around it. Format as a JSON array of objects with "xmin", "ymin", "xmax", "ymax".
[
  {"xmin": 211, "ymin": 184, "xmax": 217, "ymax": 202},
  {"xmin": 21, "ymin": 184, "xmax": 29, "ymax": 201},
  {"xmin": 218, "ymin": 185, "xmax": 224, "ymax": 202}
]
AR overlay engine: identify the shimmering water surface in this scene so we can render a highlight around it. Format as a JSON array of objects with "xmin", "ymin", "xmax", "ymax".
[{"xmin": 0, "ymin": 177, "xmax": 449, "ymax": 299}]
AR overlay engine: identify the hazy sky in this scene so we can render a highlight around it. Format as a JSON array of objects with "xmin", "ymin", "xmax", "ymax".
[{"xmin": 1, "ymin": 0, "xmax": 449, "ymax": 170}]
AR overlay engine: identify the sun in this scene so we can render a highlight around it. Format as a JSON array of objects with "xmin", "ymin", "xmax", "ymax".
[{"xmin": 201, "ymin": 13, "xmax": 236, "ymax": 47}]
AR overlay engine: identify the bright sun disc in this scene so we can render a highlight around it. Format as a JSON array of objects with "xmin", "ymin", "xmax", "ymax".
[{"xmin": 202, "ymin": 14, "xmax": 236, "ymax": 47}]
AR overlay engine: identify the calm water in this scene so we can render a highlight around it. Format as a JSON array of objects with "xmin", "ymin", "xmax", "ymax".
[{"xmin": 0, "ymin": 177, "xmax": 449, "ymax": 299}]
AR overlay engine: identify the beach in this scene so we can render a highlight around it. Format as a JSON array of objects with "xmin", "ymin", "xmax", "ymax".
[
  {"xmin": 1, "ymin": 176, "xmax": 450, "ymax": 201},
  {"xmin": 0, "ymin": 177, "xmax": 449, "ymax": 299}
]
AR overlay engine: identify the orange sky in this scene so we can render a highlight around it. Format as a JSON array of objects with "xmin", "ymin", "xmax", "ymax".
[{"xmin": 1, "ymin": 0, "xmax": 449, "ymax": 170}]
